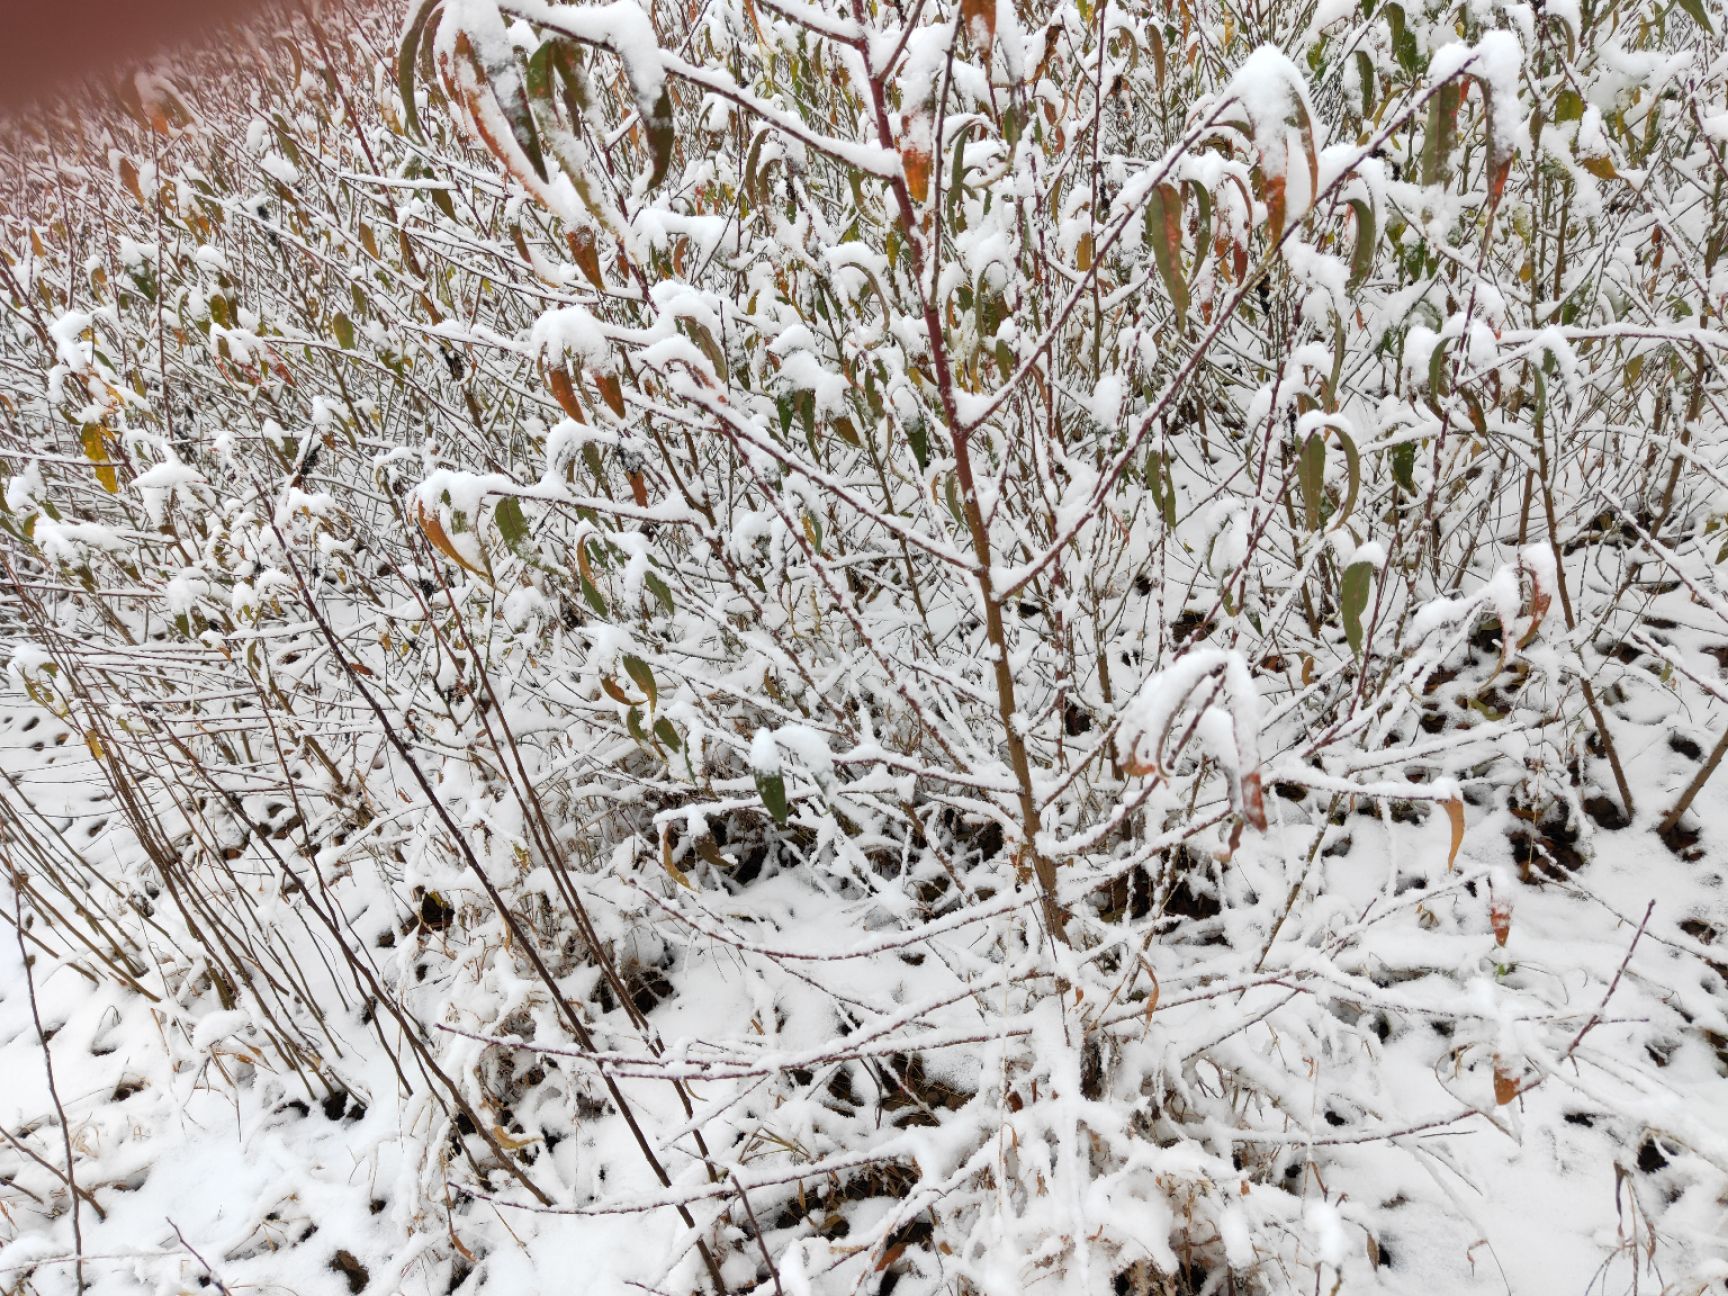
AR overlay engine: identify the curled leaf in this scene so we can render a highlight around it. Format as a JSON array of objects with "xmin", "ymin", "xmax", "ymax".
[
  {"xmin": 622, "ymin": 653, "xmax": 657, "ymax": 709},
  {"xmin": 397, "ymin": 0, "xmax": 442, "ymax": 140}
]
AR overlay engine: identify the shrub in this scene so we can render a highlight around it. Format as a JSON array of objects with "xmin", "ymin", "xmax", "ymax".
[{"xmin": 1, "ymin": 0, "xmax": 1725, "ymax": 1291}]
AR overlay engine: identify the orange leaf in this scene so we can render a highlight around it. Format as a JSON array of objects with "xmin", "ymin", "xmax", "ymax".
[
  {"xmin": 1492, "ymin": 1061, "xmax": 1520, "ymax": 1106},
  {"xmin": 594, "ymin": 372, "xmax": 626, "ymax": 418},
  {"xmin": 1264, "ymin": 172, "xmax": 1287, "ymax": 246},
  {"xmin": 1444, "ymin": 797, "xmax": 1465, "ymax": 871},
  {"xmin": 1490, "ymin": 899, "xmax": 1512, "ymax": 947},
  {"xmin": 960, "ymin": 0, "xmax": 996, "ymax": 52},
  {"xmin": 548, "ymin": 367, "xmax": 586, "ymax": 422},
  {"xmin": 1517, "ymin": 561, "xmax": 1551, "ymax": 649},
  {"xmin": 902, "ymin": 145, "xmax": 931, "ymax": 204},
  {"xmin": 1241, "ymin": 770, "xmax": 1267, "ymax": 831},
  {"xmin": 568, "ymin": 228, "xmax": 606, "ymax": 291},
  {"xmin": 118, "ymin": 157, "xmax": 145, "ymax": 204},
  {"xmin": 416, "ymin": 502, "xmax": 488, "ymax": 577}
]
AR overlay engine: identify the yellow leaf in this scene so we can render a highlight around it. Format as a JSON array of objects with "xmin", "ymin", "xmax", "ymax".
[
  {"xmin": 491, "ymin": 1124, "xmax": 540, "ymax": 1151},
  {"xmin": 81, "ymin": 423, "xmax": 119, "ymax": 493},
  {"xmin": 662, "ymin": 830, "xmax": 693, "ymax": 889}
]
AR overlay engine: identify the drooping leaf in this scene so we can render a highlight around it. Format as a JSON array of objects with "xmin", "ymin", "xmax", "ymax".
[
  {"xmin": 548, "ymin": 367, "xmax": 586, "ymax": 421},
  {"xmin": 644, "ymin": 87, "xmax": 675, "ymax": 190},
  {"xmin": 417, "ymin": 502, "xmax": 488, "ymax": 576},
  {"xmin": 960, "ymin": 0, "xmax": 996, "ymax": 53},
  {"xmin": 756, "ymin": 771, "xmax": 790, "ymax": 825},
  {"xmin": 81, "ymin": 424, "xmax": 119, "ymax": 493},
  {"xmin": 397, "ymin": 0, "xmax": 442, "ymax": 140},
  {"xmin": 1492, "ymin": 1060, "xmax": 1520, "ymax": 1106},
  {"xmin": 1674, "ymin": 0, "xmax": 1714, "ymax": 34},
  {"xmin": 652, "ymin": 716, "xmax": 681, "ymax": 752},
  {"xmin": 1421, "ymin": 80, "xmax": 1460, "ymax": 187},
  {"xmin": 661, "ymin": 828, "xmax": 694, "ymax": 888},
  {"xmin": 1341, "ymin": 560, "xmax": 1372, "ymax": 657},
  {"xmin": 1298, "ymin": 431, "xmax": 1326, "ymax": 530},
  {"xmin": 902, "ymin": 144, "xmax": 932, "ymax": 205},
  {"xmin": 622, "ymin": 654, "xmax": 657, "ymax": 709},
  {"xmin": 905, "ymin": 416, "xmax": 930, "ymax": 470},
  {"xmin": 594, "ymin": 372, "xmax": 626, "ymax": 418},
  {"xmin": 1346, "ymin": 198, "xmax": 1375, "ymax": 293},
  {"xmin": 1444, "ymin": 797, "xmax": 1465, "ymax": 871},
  {"xmin": 1146, "ymin": 182, "xmax": 1189, "ymax": 325}
]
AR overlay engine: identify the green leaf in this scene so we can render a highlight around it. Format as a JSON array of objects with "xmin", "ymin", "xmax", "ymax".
[
  {"xmin": 494, "ymin": 495, "xmax": 531, "ymax": 556},
  {"xmin": 1674, "ymin": 0, "xmax": 1714, "ymax": 33},
  {"xmin": 1353, "ymin": 50, "xmax": 1375, "ymax": 118},
  {"xmin": 645, "ymin": 571, "xmax": 675, "ymax": 614},
  {"xmin": 1385, "ymin": 4, "xmax": 1423, "ymax": 76},
  {"xmin": 755, "ymin": 771, "xmax": 790, "ymax": 825},
  {"xmin": 1346, "ymin": 199, "xmax": 1375, "ymax": 293},
  {"xmin": 1421, "ymin": 81, "xmax": 1460, "ymax": 187},
  {"xmin": 581, "ymin": 575, "xmax": 607, "ymax": 615},
  {"xmin": 1342, "ymin": 560, "xmax": 1373, "ymax": 657},
  {"xmin": 653, "ymin": 716, "xmax": 681, "ymax": 751},
  {"xmin": 905, "ymin": 417, "xmax": 930, "ymax": 470},
  {"xmin": 398, "ymin": 0, "xmax": 442, "ymax": 142},
  {"xmin": 622, "ymin": 653, "xmax": 657, "ymax": 709},
  {"xmin": 1298, "ymin": 432, "xmax": 1326, "ymax": 530},
  {"xmin": 1427, "ymin": 336, "xmax": 1451, "ymax": 396},
  {"xmin": 1392, "ymin": 441, "xmax": 1417, "ymax": 495},
  {"xmin": 645, "ymin": 87, "xmax": 675, "ymax": 189},
  {"xmin": 1146, "ymin": 450, "xmax": 1179, "ymax": 529},
  {"xmin": 1333, "ymin": 428, "xmax": 1361, "ymax": 527}
]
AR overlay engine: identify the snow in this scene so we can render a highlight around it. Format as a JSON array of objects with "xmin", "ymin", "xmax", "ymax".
[{"xmin": 3, "ymin": 1, "xmax": 1728, "ymax": 1294}]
